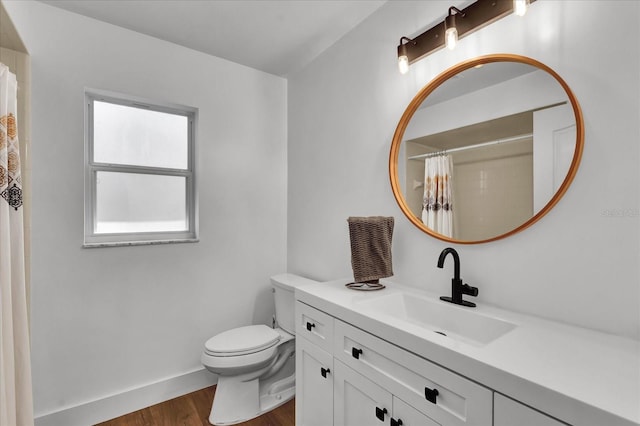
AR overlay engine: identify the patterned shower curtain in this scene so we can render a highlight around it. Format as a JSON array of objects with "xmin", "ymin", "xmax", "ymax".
[
  {"xmin": 422, "ymin": 155, "xmax": 454, "ymax": 238},
  {"xmin": 0, "ymin": 62, "xmax": 33, "ymax": 426}
]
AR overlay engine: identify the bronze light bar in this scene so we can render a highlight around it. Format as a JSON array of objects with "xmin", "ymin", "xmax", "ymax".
[{"xmin": 397, "ymin": 0, "xmax": 535, "ymax": 73}]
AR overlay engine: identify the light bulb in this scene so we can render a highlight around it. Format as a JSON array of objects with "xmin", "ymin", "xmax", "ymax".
[
  {"xmin": 445, "ymin": 27, "xmax": 458, "ymax": 50},
  {"xmin": 444, "ymin": 12, "xmax": 459, "ymax": 50},
  {"xmin": 513, "ymin": 0, "xmax": 529, "ymax": 16},
  {"xmin": 398, "ymin": 55, "xmax": 409, "ymax": 74}
]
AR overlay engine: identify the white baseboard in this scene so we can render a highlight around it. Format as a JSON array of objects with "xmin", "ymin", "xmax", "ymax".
[{"xmin": 35, "ymin": 368, "xmax": 218, "ymax": 426}]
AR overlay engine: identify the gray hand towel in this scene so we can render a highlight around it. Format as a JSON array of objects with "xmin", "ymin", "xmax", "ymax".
[{"xmin": 347, "ymin": 216, "xmax": 394, "ymax": 284}]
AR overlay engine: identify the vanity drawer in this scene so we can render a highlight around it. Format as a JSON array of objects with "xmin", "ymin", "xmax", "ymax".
[
  {"xmin": 295, "ymin": 301, "xmax": 334, "ymax": 353},
  {"xmin": 334, "ymin": 319, "xmax": 492, "ymax": 426}
]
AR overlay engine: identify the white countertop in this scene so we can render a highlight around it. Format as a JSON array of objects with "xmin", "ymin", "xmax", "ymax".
[{"xmin": 296, "ymin": 279, "xmax": 640, "ymax": 426}]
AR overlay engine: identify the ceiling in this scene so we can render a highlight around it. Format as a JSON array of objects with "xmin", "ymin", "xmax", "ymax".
[
  {"xmin": 39, "ymin": 0, "xmax": 386, "ymax": 77},
  {"xmin": 421, "ymin": 62, "xmax": 538, "ymax": 108},
  {"xmin": 0, "ymin": 1, "xmax": 27, "ymax": 52}
]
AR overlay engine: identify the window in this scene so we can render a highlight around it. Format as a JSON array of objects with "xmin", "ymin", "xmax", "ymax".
[{"xmin": 84, "ymin": 90, "xmax": 197, "ymax": 246}]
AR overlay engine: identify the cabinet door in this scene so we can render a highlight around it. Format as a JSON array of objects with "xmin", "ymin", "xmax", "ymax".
[
  {"xmin": 494, "ymin": 394, "xmax": 566, "ymax": 426},
  {"xmin": 334, "ymin": 360, "xmax": 392, "ymax": 426},
  {"xmin": 296, "ymin": 337, "xmax": 334, "ymax": 426},
  {"xmin": 393, "ymin": 396, "xmax": 440, "ymax": 426}
]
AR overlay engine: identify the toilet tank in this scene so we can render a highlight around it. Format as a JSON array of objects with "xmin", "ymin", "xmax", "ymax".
[{"xmin": 271, "ymin": 273, "xmax": 318, "ymax": 334}]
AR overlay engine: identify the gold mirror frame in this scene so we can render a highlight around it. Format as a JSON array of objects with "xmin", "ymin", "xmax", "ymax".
[{"xmin": 389, "ymin": 54, "xmax": 584, "ymax": 244}]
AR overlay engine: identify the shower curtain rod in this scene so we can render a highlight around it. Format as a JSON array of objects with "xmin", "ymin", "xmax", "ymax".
[{"xmin": 408, "ymin": 133, "xmax": 533, "ymax": 161}]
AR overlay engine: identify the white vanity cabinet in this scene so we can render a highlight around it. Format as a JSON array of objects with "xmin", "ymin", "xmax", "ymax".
[
  {"xmin": 494, "ymin": 393, "xmax": 566, "ymax": 426},
  {"xmin": 296, "ymin": 300, "xmax": 334, "ymax": 353},
  {"xmin": 333, "ymin": 319, "xmax": 492, "ymax": 426},
  {"xmin": 295, "ymin": 280, "xmax": 640, "ymax": 426},
  {"xmin": 295, "ymin": 300, "xmax": 492, "ymax": 426},
  {"xmin": 295, "ymin": 302, "xmax": 335, "ymax": 426},
  {"xmin": 334, "ymin": 359, "xmax": 438, "ymax": 426},
  {"xmin": 296, "ymin": 336, "xmax": 334, "ymax": 426},
  {"xmin": 334, "ymin": 359, "xmax": 393, "ymax": 426}
]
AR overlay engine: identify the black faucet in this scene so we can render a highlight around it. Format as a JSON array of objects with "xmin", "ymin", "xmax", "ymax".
[{"xmin": 437, "ymin": 247, "xmax": 478, "ymax": 307}]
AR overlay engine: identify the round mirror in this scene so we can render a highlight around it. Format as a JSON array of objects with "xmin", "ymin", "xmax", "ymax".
[{"xmin": 389, "ymin": 54, "xmax": 583, "ymax": 243}]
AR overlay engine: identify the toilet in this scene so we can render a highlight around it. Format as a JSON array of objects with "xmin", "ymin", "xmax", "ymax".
[{"xmin": 201, "ymin": 273, "xmax": 316, "ymax": 425}]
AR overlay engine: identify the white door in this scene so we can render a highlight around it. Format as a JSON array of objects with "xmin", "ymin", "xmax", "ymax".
[
  {"xmin": 334, "ymin": 360, "xmax": 392, "ymax": 426},
  {"xmin": 533, "ymin": 103, "xmax": 577, "ymax": 211},
  {"xmin": 296, "ymin": 337, "xmax": 334, "ymax": 426}
]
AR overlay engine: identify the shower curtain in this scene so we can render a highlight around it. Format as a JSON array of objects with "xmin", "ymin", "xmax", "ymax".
[
  {"xmin": 422, "ymin": 155, "xmax": 454, "ymax": 238},
  {"xmin": 0, "ymin": 62, "xmax": 33, "ymax": 426}
]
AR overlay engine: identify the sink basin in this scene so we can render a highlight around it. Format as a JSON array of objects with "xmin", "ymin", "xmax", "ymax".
[{"xmin": 356, "ymin": 292, "xmax": 517, "ymax": 346}]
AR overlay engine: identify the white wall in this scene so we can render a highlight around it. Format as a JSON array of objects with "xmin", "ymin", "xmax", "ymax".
[
  {"xmin": 3, "ymin": 0, "xmax": 287, "ymax": 421},
  {"xmin": 288, "ymin": 0, "xmax": 640, "ymax": 340}
]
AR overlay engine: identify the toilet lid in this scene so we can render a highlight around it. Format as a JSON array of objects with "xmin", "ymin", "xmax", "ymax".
[{"xmin": 204, "ymin": 325, "xmax": 281, "ymax": 356}]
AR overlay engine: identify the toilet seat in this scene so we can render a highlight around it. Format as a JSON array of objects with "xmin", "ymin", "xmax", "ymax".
[{"xmin": 204, "ymin": 325, "xmax": 281, "ymax": 357}]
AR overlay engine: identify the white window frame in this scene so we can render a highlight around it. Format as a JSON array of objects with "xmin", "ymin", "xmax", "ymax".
[{"xmin": 84, "ymin": 89, "xmax": 198, "ymax": 247}]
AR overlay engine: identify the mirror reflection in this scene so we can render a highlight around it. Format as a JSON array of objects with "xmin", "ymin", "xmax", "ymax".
[{"xmin": 392, "ymin": 56, "xmax": 582, "ymax": 243}]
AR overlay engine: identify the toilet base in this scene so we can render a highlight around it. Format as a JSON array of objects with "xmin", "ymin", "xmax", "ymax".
[{"xmin": 209, "ymin": 350, "xmax": 295, "ymax": 425}]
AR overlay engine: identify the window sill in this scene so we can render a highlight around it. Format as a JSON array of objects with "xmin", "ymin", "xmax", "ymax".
[{"xmin": 82, "ymin": 238, "xmax": 199, "ymax": 248}]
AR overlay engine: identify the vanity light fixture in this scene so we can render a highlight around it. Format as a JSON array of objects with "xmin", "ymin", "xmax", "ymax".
[
  {"xmin": 513, "ymin": 0, "xmax": 530, "ymax": 16},
  {"xmin": 397, "ymin": 0, "xmax": 535, "ymax": 73},
  {"xmin": 444, "ymin": 7, "xmax": 465, "ymax": 50},
  {"xmin": 397, "ymin": 37, "xmax": 416, "ymax": 74}
]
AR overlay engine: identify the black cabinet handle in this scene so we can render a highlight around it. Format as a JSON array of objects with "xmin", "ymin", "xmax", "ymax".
[
  {"xmin": 375, "ymin": 407, "xmax": 387, "ymax": 421},
  {"xmin": 352, "ymin": 347, "xmax": 363, "ymax": 359},
  {"xmin": 320, "ymin": 367, "xmax": 331, "ymax": 378},
  {"xmin": 306, "ymin": 322, "xmax": 315, "ymax": 331},
  {"xmin": 391, "ymin": 418, "xmax": 403, "ymax": 426},
  {"xmin": 425, "ymin": 386, "xmax": 439, "ymax": 404}
]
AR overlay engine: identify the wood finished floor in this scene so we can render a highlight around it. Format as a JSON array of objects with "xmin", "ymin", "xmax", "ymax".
[{"xmin": 95, "ymin": 386, "xmax": 295, "ymax": 426}]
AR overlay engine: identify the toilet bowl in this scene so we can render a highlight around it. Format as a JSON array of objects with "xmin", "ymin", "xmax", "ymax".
[{"xmin": 201, "ymin": 274, "xmax": 316, "ymax": 425}]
